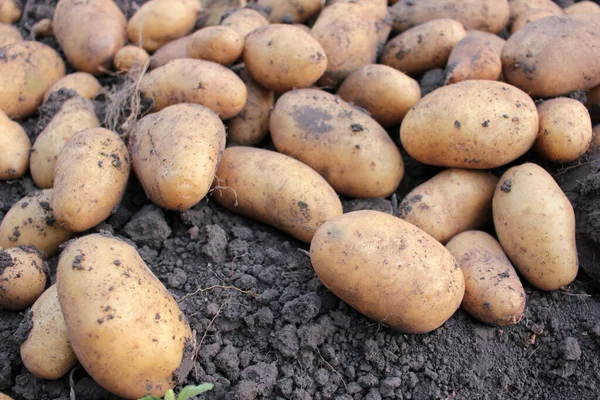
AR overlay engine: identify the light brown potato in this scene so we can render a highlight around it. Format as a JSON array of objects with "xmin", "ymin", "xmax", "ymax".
[
  {"xmin": 43, "ymin": 73, "xmax": 102, "ymax": 103},
  {"xmin": 310, "ymin": 210, "xmax": 465, "ymax": 334},
  {"xmin": 0, "ymin": 111, "xmax": 30, "ymax": 180},
  {"xmin": 0, "ymin": 0, "xmax": 21, "ymax": 24},
  {"xmin": 510, "ymin": 9, "xmax": 561, "ymax": 35},
  {"xmin": 188, "ymin": 26, "xmax": 243, "ymax": 65},
  {"xmin": 20, "ymin": 285, "xmax": 78, "ymax": 380},
  {"xmin": 254, "ymin": 0, "xmax": 322, "ymax": 23},
  {"xmin": 398, "ymin": 169, "xmax": 498, "ymax": 244},
  {"xmin": 493, "ymin": 163, "xmax": 578, "ymax": 291},
  {"xmin": 508, "ymin": 0, "xmax": 563, "ymax": 22},
  {"xmin": 202, "ymin": 0, "xmax": 247, "ymax": 27},
  {"xmin": 0, "ymin": 246, "xmax": 46, "ymax": 311},
  {"xmin": 139, "ymin": 59, "xmax": 247, "ymax": 119},
  {"xmin": 445, "ymin": 30, "xmax": 506, "ymax": 84},
  {"xmin": 53, "ymin": 128, "xmax": 130, "ymax": 232},
  {"xmin": 0, "ymin": 41, "xmax": 66, "ymax": 119},
  {"xmin": 53, "ymin": 0, "xmax": 126, "ymax": 75},
  {"xmin": 212, "ymin": 146, "xmax": 343, "ymax": 243},
  {"xmin": 446, "ymin": 231, "xmax": 526, "ymax": 326},
  {"xmin": 400, "ymin": 80, "xmax": 539, "ymax": 169},
  {"xmin": 589, "ymin": 124, "xmax": 600, "ymax": 154},
  {"xmin": 0, "ymin": 190, "xmax": 75, "ymax": 257},
  {"xmin": 0, "ymin": 22, "xmax": 22, "ymax": 47},
  {"xmin": 31, "ymin": 18, "xmax": 53, "ymax": 38},
  {"xmin": 270, "ymin": 88, "xmax": 404, "ymax": 198},
  {"xmin": 565, "ymin": 1, "xmax": 600, "ymax": 14},
  {"xmin": 221, "ymin": 8, "xmax": 269, "ymax": 38},
  {"xmin": 149, "ymin": 35, "xmax": 191, "ymax": 70},
  {"xmin": 114, "ymin": 45, "xmax": 150, "ymax": 72},
  {"xmin": 0, "ymin": 393, "xmax": 14, "ymax": 400},
  {"xmin": 56, "ymin": 234, "xmax": 192, "ymax": 399}
]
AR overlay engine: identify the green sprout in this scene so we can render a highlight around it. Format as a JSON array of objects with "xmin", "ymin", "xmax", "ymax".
[{"xmin": 139, "ymin": 383, "xmax": 214, "ymax": 400}]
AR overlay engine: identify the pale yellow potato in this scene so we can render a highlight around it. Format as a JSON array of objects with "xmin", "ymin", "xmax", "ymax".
[
  {"xmin": 445, "ymin": 30, "xmax": 506, "ymax": 84},
  {"xmin": 188, "ymin": 26, "xmax": 243, "ymax": 65},
  {"xmin": 43, "ymin": 73, "xmax": 102, "ymax": 103},
  {"xmin": 0, "ymin": 0, "xmax": 21, "ymax": 24},
  {"xmin": 0, "ymin": 393, "xmax": 14, "ymax": 400},
  {"xmin": 565, "ymin": 1, "xmax": 600, "ymax": 14},
  {"xmin": 221, "ymin": 8, "xmax": 269, "ymax": 38},
  {"xmin": 0, "ymin": 110, "xmax": 30, "ymax": 180},
  {"xmin": 31, "ymin": 18, "xmax": 53, "ymax": 38},
  {"xmin": 114, "ymin": 45, "xmax": 150, "ymax": 72},
  {"xmin": 0, "ymin": 246, "xmax": 46, "ymax": 311},
  {"xmin": 149, "ymin": 35, "xmax": 191, "ymax": 70},
  {"xmin": 589, "ymin": 125, "xmax": 600, "ymax": 154},
  {"xmin": 255, "ymin": 0, "xmax": 322, "ymax": 23},
  {"xmin": 202, "ymin": 0, "xmax": 247, "ymax": 27},
  {"xmin": 510, "ymin": 8, "xmax": 562, "ymax": 35},
  {"xmin": 508, "ymin": 0, "xmax": 563, "ymax": 22},
  {"xmin": 0, "ymin": 22, "xmax": 22, "ymax": 47}
]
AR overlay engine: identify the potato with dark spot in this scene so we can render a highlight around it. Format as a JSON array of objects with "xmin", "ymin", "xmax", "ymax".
[
  {"xmin": 0, "ymin": 22, "xmax": 22, "ymax": 47},
  {"xmin": 188, "ymin": 26, "xmax": 244, "ymax": 66},
  {"xmin": 149, "ymin": 36, "xmax": 190, "ymax": 70},
  {"xmin": 0, "ymin": 0, "xmax": 21, "ymax": 24},
  {"xmin": 113, "ymin": 45, "xmax": 150, "ymax": 72},
  {"xmin": 510, "ymin": 8, "xmax": 561, "ymax": 35},
  {"xmin": 0, "ymin": 110, "xmax": 30, "ymax": 180},
  {"xmin": 221, "ymin": 8, "xmax": 269, "ymax": 38},
  {"xmin": 565, "ymin": 1, "xmax": 600, "ymax": 14},
  {"xmin": 445, "ymin": 30, "xmax": 505, "ymax": 84},
  {"xmin": 254, "ymin": 0, "xmax": 322, "ymax": 23},
  {"xmin": 0, "ymin": 246, "xmax": 46, "ymax": 311},
  {"xmin": 43, "ymin": 73, "xmax": 102, "ymax": 103}
]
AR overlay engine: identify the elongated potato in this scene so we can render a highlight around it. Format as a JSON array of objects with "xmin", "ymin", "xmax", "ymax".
[
  {"xmin": 0, "ymin": 0, "xmax": 21, "ymax": 24},
  {"xmin": 221, "ymin": 8, "xmax": 269, "ymax": 38},
  {"xmin": 508, "ymin": 0, "xmax": 563, "ymax": 22},
  {"xmin": 446, "ymin": 231, "xmax": 526, "ymax": 326},
  {"xmin": 270, "ymin": 89, "xmax": 404, "ymax": 198},
  {"xmin": 43, "ymin": 73, "xmax": 102, "ymax": 103},
  {"xmin": 493, "ymin": 163, "xmax": 578, "ymax": 291},
  {"xmin": 212, "ymin": 146, "xmax": 343, "ymax": 243},
  {"xmin": 445, "ymin": 30, "xmax": 505, "ymax": 84},
  {"xmin": 114, "ymin": 45, "xmax": 150, "ymax": 72},
  {"xmin": 0, "ymin": 111, "xmax": 30, "ymax": 180},
  {"xmin": 510, "ymin": 9, "xmax": 561, "ymax": 35},
  {"xmin": 188, "ymin": 26, "xmax": 244, "ymax": 66},
  {"xmin": 0, "ymin": 246, "xmax": 46, "ymax": 311},
  {"xmin": 565, "ymin": 1, "xmax": 600, "ymax": 14},
  {"xmin": 0, "ymin": 22, "xmax": 22, "ymax": 47},
  {"xmin": 149, "ymin": 36, "xmax": 191, "ymax": 69},
  {"xmin": 254, "ymin": 0, "xmax": 322, "ymax": 23}
]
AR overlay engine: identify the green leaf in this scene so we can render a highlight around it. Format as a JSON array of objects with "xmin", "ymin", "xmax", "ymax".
[
  {"xmin": 176, "ymin": 383, "xmax": 215, "ymax": 400},
  {"xmin": 165, "ymin": 389, "xmax": 176, "ymax": 400},
  {"xmin": 138, "ymin": 396, "xmax": 162, "ymax": 400}
]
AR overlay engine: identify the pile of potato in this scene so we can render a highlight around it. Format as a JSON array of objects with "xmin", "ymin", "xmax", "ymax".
[{"xmin": 0, "ymin": 0, "xmax": 599, "ymax": 397}]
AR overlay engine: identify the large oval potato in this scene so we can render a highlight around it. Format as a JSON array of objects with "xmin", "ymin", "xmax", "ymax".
[
  {"xmin": 400, "ymin": 80, "xmax": 539, "ymax": 169},
  {"xmin": 43, "ymin": 73, "xmax": 102, "ymax": 103},
  {"xmin": 508, "ymin": 0, "xmax": 563, "ymax": 22},
  {"xmin": 446, "ymin": 231, "xmax": 526, "ymax": 326},
  {"xmin": 0, "ymin": 22, "xmax": 22, "ymax": 47},
  {"xmin": 310, "ymin": 210, "xmax": 465, "ymax": 334},
  {"xmin": 445, "ymin": 30, "xmax": 505, "ymax": 84},
  {"xmin": 493, "ymin": 163, "xmax": 578, "ymax": 291},
  {"xmin": 254, "ymin": 0, "xmax": 322, "ymax": 23},
  {"xmin": 0, "ymin": 0, "xmax": 21, "ymax": 24},
  {"xmin": 188, "ymin": 26, "xmax": 244, "ymax": 66},
  {"xmin": 149, "ymin": 36, "xmax": 191, "ymax": 70},
  {"xmin": 0, "ymin": 246, "xmax": 46, "ymax": 311},
  {"xmin": 270, "ymin": 89, "xmax": 404, "ymax": 198},
  {"xmin": 212, "ymin": 146, "xmax": 343, "ymax": 243},
  {"xmin": 113, "ymin": 45, "xmax": 150, "ymax": 73},
  {"xmin": 565, "ymin": 1, "xmax": 600, "ymax": 14},
  {"xmin": 0, "ymin": 111, "xmax": 30, "ymax": 180},
  {"xmin": 221, "ymin": 8, "xmax": 269, "ymax": 38},
  {"xmin": 56, "ymin": 234, "xmax": 192, "ymax": 399}
]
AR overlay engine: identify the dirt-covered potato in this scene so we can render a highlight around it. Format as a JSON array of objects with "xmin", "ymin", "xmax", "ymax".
[
  {"xmin": 149, "ymin": 35, "xmax": 191, "ymax": 70},
  {"xmin": 43, "ymin": 73, "xmax": 102, "ymax": 103},
  {"xmin": 270, "ymin": 89, "xmax": 404, "ymax": 198},
  {"xmin": 53, "ymin": 128, "xmax": 130, "ymax": 232},
  {"xmin": 336, "ymin": 64, "xmax": 421, "ymax": 128},
  {"xmin": 130, "ymin": 104, "xmax": 226, "ymax": 210},
  {"xmin": 310, "ymin": 210, "xmax": 465, "ymax": 334},
  {"xmin": 53, "ymin": 0, "xmax": 126, "ymax": 75},
  {"xmin": 0, "ymin": 0, "xmax": 21, "ymax": 24},
  {"xmin": 565, "ymin": 1, "xmax": 600, "ymax": 14},
  {"xmin": 188, "ymin": 26, "xmax": 244, "ymax": 66},
  {"xmin": 508, "ymin": 0, "xmax": 563, "ymax": 22},
  {"xmin": 20, "ymin": 285, "xmax": 77, "ymax": 380},
  {"xmin": 0, "ymin": 22, "xmax": 22, "ymax": 47},
  {"xmin": 113, "ymin": 45, "xmax": 150, "ymax": 72},
  {"xmin": 0, "ymin": 190, "xmax": 74, "ymax": 257},
  {"xmin": 0, "ymin": 41, "xmax": 65, "ymax": 119},
  {"xmin": 493, "ymin": 163, "xmax": 578, "ymax": 291},
  {"xmin": 56, "ymin": 234, "xmax": 193, "ymax": 399},
  {"xmin": 0, "ymin": 111, "xmax": 30, "ymax": 180},
  {"xmin": 253, "ymin": 0, "xmax": 322, "ymax": 23},
  {"xmin": 446, "ymin": 231, "xmax": 526, "ymax": 326},
  {"xmin": 30, "ymin": 97, "xmax": 100, "ymax": 189},
  {"xmin": 213, "ymin": 146, "xmax": 343, "ymax": 243},
  {"xmin": 401, "ymin": 80, "xmax": 539, "ymax": 169},
  {"xmin": 445, "ymin": 30, "xmax": 505, "ymax": 84},
  {"xmin": 510, "ymin": 9, "xmax": 561, "ymax": 35},
  {"xmin": 202, "ymin": 0, "xmax": 246, "ymax": 27},
  {"xmin": 221, "ymin": 8, "xmax": 269, "ymax": 38},
  {"xmin": 0, "ymin": 247, "xmax": 46, "ymax": 311},
  {"xmin": 31, "ymin": 18, "xmax": 53, "ymax": 38},
  {"xmin": 139, "ymin": 59, "xmax": 247, "ymax": 119}
]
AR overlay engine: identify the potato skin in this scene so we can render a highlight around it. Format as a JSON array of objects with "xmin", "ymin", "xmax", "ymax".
[
  {"xmin": 149, "ymin": 36, "xmax": 190, "ymax": 70},
  {"xmin": 493, "ymin": 163, "xmax": 578, "ymax": 291},
  {"xmin": 565, "ymin": 1, "xmax": 600, "ymax": 14},
  {"xmin": 445, "ymin": 30, "xmax": 505, "ymax": 84},
  {"xmin": 589, "ymin": 124, "xmax": 600, "ymax": 154},
  {"xmin": 56, "ymin": 234, "xmax": 192, "ymax": 399},
  {"xmin": 0, "ymin": 111, "xmax": 30, "ymax": 180},
  {"xmin": 508, "ymin": 0, "xmax": 563, "ymax": 22},
  {"xmin": 212, "ymin": 146, "xmax": 343, "ymax": 243},
  {"xmin": 221, "ymin": 8, "xmax": 269, "ymax": 38},
  {"xmin": 310, "ymin": 210, "xmax": 465, "ymax": 334},
  {"xmin": 0, "ymin": 246, "xmax": 46, "ymax": 311},
  {"xmin": 0, "ymin": 0, "xmax": 21, "ymax": 24},
  {"xmin": 446, "ymin": 231, "xmax": 526, "ymax": 326},
  {"xmin": 254, "ymin": 0, "xmax": 322, "ymax": 23},
  {"xmin": 114, "ymin": 45, "xmax": 150, "ymax": 72},
  {"xmin": 188, "ymin": 26, "xmax": 244, "ymax": 66},
  {"xmin": 400, "ymin": 80, "xmax": 539, "ymax": 169},
  {"xmin": 43, "ymin": 73, "xmax": 102, "ymax": 103},
  {"xmin": 510, "ymin": 9, "xmax": 560, "ymax": 35},
  {"xmin": 270, "ymin": 89, "xmax": 404, "ymax": 198},
  {"xmin": 0, "ymin": 22, "xmax": 22, "ymax": 47}
]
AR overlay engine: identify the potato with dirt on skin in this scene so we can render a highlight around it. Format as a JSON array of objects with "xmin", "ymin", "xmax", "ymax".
[
  {"xmin": 221, "ymin": 8, "xmax": 269, "ymax": 38},
  {"xmin": 589, "ymin": 125, "xmax": 600, "ymax": 154},
  {"xmin": 565, "ymin": 1, "xmax": 600, "ymax": 14},
  {"xmin": 510, "ymin": 9, "xmax": 561, "ymax": 35},
  {"xmin": 44, "ymin": 73, "xmax": 102, "ymax": 103},
  {"xmin": 0, "ymin": 246, "xmax": 46, "ymax": 311},
  {"xmin": 446, "ymin": 231, "xmax": 526, "ymax": 326},
  {"xmin": 202, "ymin": 0, "xmax": 246, "ymax": 27},
  {"xmin": 253, "ymin": 0, "xmax": 322, "ymax": 23},
  {"xmin": 508, "ymin": 0, "xmax": 563, "ymax": 22},
  {"xmin": 0, "ymin": 0, "xmax": 21, "ymax": 24},
  {"xmin": 0, "ymin": 22, "xmax": 22, "ymax": 47},
  {"xmin": 188, "ymin": 26, "xmax": 244, "ymax": 66},
  {"xmin": 0, "ymin": 110, "xmax": 30, "ymax": 180},
  {"xmin": 114, "ymin": 45, "xmax": 150, "ymax": 73},
  {"xmin": 149, "ymin": 36, "xmax": 191, "ymax": 70},
  {"xmin": 56, "ymin": 234, "xmax": 193, "ymax": 399},
  {"xmin": 445, "ymin": 30, "xmax": 506, "ymax": 84}
]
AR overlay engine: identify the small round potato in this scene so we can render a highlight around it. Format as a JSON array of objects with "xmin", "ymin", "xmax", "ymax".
[
  {"xmin": 114, "ymin": 45, "xmax": 150, "ymax": 72},
  {"xmin": 0, "ymin": 0, "xmax": 21, "ymax": 24},
  {"xmin": 510, "ymin": 9, "xmax": 561, "ymax": 35},
  {"xmin": 508, "ymin": 0, "xmax": 563, "ymax": 22},
  {"xmin": 445, "ymin": 30, "xmax": 506, "ymax": 84},
  {"xmin": 0, "ymin": 22, "xmax": 22, "ymax": 47},
  {"xmin": 565, "ymin": 1, "xmax": 600, "ymax": 14},
  {"xmin": 221, "ymin": 8, "xmax": 269, "ymax": 38},
  {"xmin": 254, "ymin": 0, "xmax": 322, "ymax": 23},
  {"xmin": 149, "ymin": 35, "xmax": 191, "ymax": 70},
  {"xmin": 0, "ymin": 246, "xmax": 46, "ymax": 311},
  {"xmin": 187, "ymin": 26, "xmax": 244, "ymax": 66},
  {"xmin": 43, "ymin": 73, "xmax": 102, "ymax": 103},
  {"xmin": 0, "ymin": 111, "xmax": 30, "ymax": 180}
]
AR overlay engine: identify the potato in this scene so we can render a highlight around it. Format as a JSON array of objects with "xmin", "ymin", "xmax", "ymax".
[
  {"xmin": 31, "ymin": 18, "xmax": 53, "ymax": 38},
  {"xmin": 202, "ymin": 0, "xmax": 247, "ymax": 27},
  {"xmin": 0, "ymin": 246, "xmax": 46, "ymax": 311},
  {"xmin": 43, "ymin": 73, "xmax": 102, "ymax": 103},
  {"xmin": 127, "ymin": 0, "xmax": 200, "ymax": 52},
  {"xmin": 493, "ymin": 163, "xmax": 578, "ymax": 291},
  {"xmin": 188, "ymin": 26, "xmax": 243, "ymax": 66},
  {"xmin": 20, "ymin": 285, "xmax": 77, "ymax": 380},
  {"xmin": 446, "ymin": 231, "xmax": 526, "ymax": 326},
  {"xmin": 139, "ymin": 59, "xmax": 247, "ymax": 119},
  {"xmin": 0, "ymin": 41, "xmax": 66, "ymax": 119},
  {"xmin": 510, "ymin": 9, "xmax": 561, "ymax": 35},
  {"xmin": 56, "ymin": 234, "xmax": 192, "ymax": 399},
  {"xmin": 508, "ymin": 0, "xmax": 563, "ymax": 22},
  {"xmin": 0, "ymin": 0, "xmax": 21, "ymax": 24},
  {"xmin": 270, "ymin": 88, "xmax": 404, "ymax": 198},
  {"xmin": 0, "ymin": 22, "xmax": 22, "ymax": 47},
  {"xmin": 221, "ymin": 8, "xmax": 269, "ymax": 38},
  {"xmin": 445, "ymin": 30, "xmax": 505, "ymax": 84},
  {"xmin": 586, "ymin": 84, "xmax": 600, "ymax": 122},
  {"xmin": 149, "ymin": 35, "xmax": 191, "ymax": 70},
  {"xmin": 53, "ymin": 128, "xmax": 130, "ymax": 232},
  {"xmin": 53, "ymin": 0, "xmax": 126, "ymax": 75},
  {"xmin": 0, "ymin": 111, "xmax": 30, "ymax": 180},
  {"xmin": 114, "ymin": 45, "xmax": 150, "ymax": 72},
  {"xmin": 565, "ymin": 1, "xmax": 600, "ymax": 14},
  {"xmin": 310, "ymin": 210, "xmax": 465, "ymax": 333},
  {"xmin": 254, "ymin": 0, "xmax": 322, "ymax": 23},
  {"xmin": 130, "ymin": 104, "xmax": 226, "ymax": 210},
  {"xmin": 336, "ymin": 64, "xmax": 420, "ymax": 128},
  {"xmin": 400, "ymin": 80, "xmax": 539, "ymax": 169},
  {"xmin": 212, "ymin": 146, "xmax": 343, "ymax": 243},
  {"xmin": 589, "ymin": 124, "xmax": 600, "ymax": 154},
  {"xmin": 502, "ymin": 15, "xmax": 600, "ymax": 97},
  {"xmin": 0, "ymin": 394, "xmax": 13, "ymax": 400}
]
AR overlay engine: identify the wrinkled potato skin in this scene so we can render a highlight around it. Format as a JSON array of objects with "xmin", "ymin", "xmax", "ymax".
[
  {"xmin": 188, "ymin": 26, "xmax": 244, "ymax": 66},
  {"xmin": 310, "ymin": 210, "xmax": 465, "ymax": 334},
  {"xmin": 43, "ymin": 73, "xmax": 102, "ymax": 102},
  {"xmin": 212, "ymin": 146, "xmax": 343, "ymax": 243},
  {"xmin": 446, "ymin": 231, "xmax": 526, "ymax": 326},
  {"xmin": 255, "ymin": 0, "xmax": 322, "ymax": 23},
  {"xmin": 508, "ymin": 0, "xmax": 563, "ymax": 21},
  {"xmin": 114, "ymin": 45, "xmax": 150, "ymax": 72},
  {"xmin": 20, "ymin": 285, "xmax": 77, "ymax": 380},
  {"xmin": 270, "ymin": 89, "xmax": 404, "ymax": 198},
  {"xmin": 493, "ymin": 163, "xmax": 578, "ymax": 291},
  {"xmin": 0, "ymin": 247, "xmax": 46, "ymax": 311},
  {"xmin": 0, "ymin": 22, "xmax": 22, "ymax": 47},
  {"xmin": 510, "ymin": 9, "xmax": 561, "ymax": 35},
  {"xmin": 398, "ymin": 169, "xmax": 498, "ymax": 244},
  {"xmin": 221, "ymin": 8, "xmax": 269, "ymax": 38},
  {"xmin": 445, "ymin": 30, "xmax": 505, "ymax": 84},
  {"xmin": 53, "ymin": 128, "xmax": 130, "ymax": 232},
  {"xmin": 149, "ymin": 36, "xmax": 190, "ymax": 70},
  {"xmin": 0, "ymin": 111, "xmax": 30, "ymax": 180},
  {"xmin": 565, "ymin": 1, "xmax": 600, "ymax": 14},
  {"xmin": 0, "ymin": 0, "xmax": 21, "ymax": 24},
  {"xmin": 400, "ymin": 80, "xmax": 539, "ymax": 169},
  {"xmin": 56, "ymin": 234, "xmax": 192, "ymax": 399}
]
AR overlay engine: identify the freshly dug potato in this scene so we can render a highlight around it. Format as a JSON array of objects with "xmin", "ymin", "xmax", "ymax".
[
  {"xmin": 202, "ymin": 0, "xmax": 247, "ymax": 27},
  {"xmin": 53, "ymin": 128, "xmax": 130, "ymax": 232},
  {"xmin": 508, "ymin": 0, "xmax": 563, "ymax": 22},
  {"xmin": 0, "ymin": 111, "xmax": 30, "ymax": 180},
  {"xmin": 253, "ymin": 0, "xmax": 322, "ymax": 23},
  {"xmin": 221, "ymin": 8, "xmax": 269, "ymax": 38},
  {"xmin": 139, "ymin": 59, "xmax": 247, "ymax": 119},
  {"xmin": 336, "ymin": 64, "xmax": 420, "ymax": 128},
  {"xmin": 400, "ymin": 80, "xmax": 539, "ymax": 169},
  {"xmin": 493, "ymin": 163, "xmax": 578, "ymax": 291},
  {"xmin": 114, "ymin": 45, "xmax": 150, "ymax": 72},
  {"xmin": 398, "ymin": 169, "xmax": 498, "ymax": 244},
  {"xmin": 0, "ymin": 190, "xmax": 74, "ymax": 257},
  {"xmin": 0, "ymin": 246, "xmax": 46, "ymax": 311},
  {"xmin": 53, "ymin": 0, "xmax": 126, "ymax": 75},
  {"xmin": 31, "ymin": 18, "xmax": 53, "ymax": 38},
  {"xmin": 43, "ymin": 72, "xmax": 102, "ymax": 102},
  {"xmin": 188, "ymin": 26, "xmax": 244, "ymax": 65},
  {"xmin": 212, "ymin": 146, "xmax": 343, "ymax": 243},
  {"xmin": 446, "ymin": 231, "xmax": 526, "ymax": 326},
  {"xmin": 20, "ymin": 285, "xmax": 77, "ymax": 380},
  {"xmin": 130, "ymin": 104, "xmax": 226, "ymax": 210},
  {"xmin": 589, "ymin": 124, "xmax": 600, "ymax": 154},
  {"xmin": 510, "ymin": 9, "xmax": 561, "ymax": 35},
  {"xmin": 586, "ymin": 84, "xmax": 600, "ymax": 123},
  {"xmin": 56, "ymin": 234, "xmax": 193, "ymax": 399},
  {"xmin": 445, "ymin": 30, "xmax": 506, "ymax": 84},
  {"xmin": 0, "ymin": 41, "xmax": 66, "ymax": 119},
  {"xmin": 502, "ymin": 15, "xmax": 600, "ymax": 97},
  {"xmin": 0, "ymin": 0, "xmax": 21, "ymax": 24},
  {"xmin": 0, "ymin": 394, "xmax": 14, "ymax": 400},
  {"xmin": 0, "ymin": 22, "xmax": 22, "ymax": 47},
  {"xmin": 565, "ymin": 1, "xmax": 600, "ymax": 14},
  {"xmin": 149, "ymin": 35, "xmax": 191, "ymax": 69},
  {"xmin": 311, "ymin": 210, "xmax": 465, "ymax": 334},
  {"xmin": 270, "ymin": 89, "xmax": 404, "ymax": 198}
]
